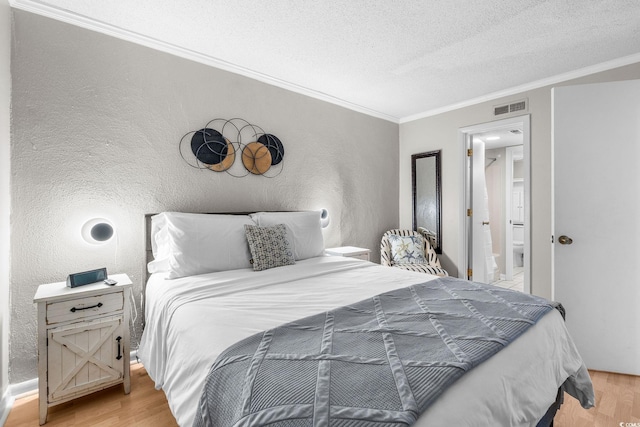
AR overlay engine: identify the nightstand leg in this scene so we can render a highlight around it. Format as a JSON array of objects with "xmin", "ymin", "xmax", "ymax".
[
  {"xmin": 37, "ymin": 303, "xmax": 48, "ymax": 425},
  {"xmin": 39, "ymin": 398, "xmax": 47, "ymax": 425},
  {"xmin": 123, "ymin": 287, "xmax": 131, "ymax": 395},
  {"xmin": 123, "ymin": 367, "xmax": 131, "ymax": 395}
]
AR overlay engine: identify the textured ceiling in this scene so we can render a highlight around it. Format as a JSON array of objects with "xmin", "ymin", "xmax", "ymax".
[{"xmin": 10, "ymin": 0, "xmax": 640, "ymax": 122}]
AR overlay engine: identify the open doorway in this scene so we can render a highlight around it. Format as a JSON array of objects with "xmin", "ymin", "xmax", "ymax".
[{"xmin": 458, "ymin": 115, "xmax": 530, "ymax": 294}]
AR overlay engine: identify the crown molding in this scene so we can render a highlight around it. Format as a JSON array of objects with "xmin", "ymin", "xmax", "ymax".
[
  {"xmin": 9, "ymin": 0, "xmax": 400, "ymax": 124},
  {"xmin": 399, "ymin": 52, "xmax": 640, "ymax": 124}
]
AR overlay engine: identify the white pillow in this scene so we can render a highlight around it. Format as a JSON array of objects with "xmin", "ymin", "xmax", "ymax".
[
  {"xmin": 147, "ymin": 212, "xmax": 254, "ymax": 279},
  {"xmin": 250, "ymin": 211, "xmax": 324, "ymax": 260},
  {"xmin": 147, "ymin": 213, "xmax": 170, "ymax": 274}
]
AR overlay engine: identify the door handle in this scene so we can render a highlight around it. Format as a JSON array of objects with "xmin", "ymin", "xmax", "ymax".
[
  {"xmin": 558, "ymin": 235, "xmax": 573, "ymax": 245},
  {"xmin": 482, "ymin": 221, "xmax": 490, "ymax": 226}
]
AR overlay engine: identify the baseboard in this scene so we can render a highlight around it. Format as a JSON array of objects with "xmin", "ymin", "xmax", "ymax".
[
  {"xmin": 0, "ymin": 388, "xmax": 15, "ymax": 427},
  {"xmin": 9, "ymin": 378, "xmax": 38, "ymax": 399}
]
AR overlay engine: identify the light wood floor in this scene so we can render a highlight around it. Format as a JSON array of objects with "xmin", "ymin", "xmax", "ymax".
[
  {"xmin": 5, "ymin": 364, "xmax": 639, "ymax": 426},
  {"xmin": 555, "ymin": 370, "xmax": 640, "ymax": 426},
  {"xmin": 5, "ymin": 363, "xmax": 177, "ymax": 427}
]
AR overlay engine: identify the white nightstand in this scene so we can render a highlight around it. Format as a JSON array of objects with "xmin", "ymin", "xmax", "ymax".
[
  {"xmin": 33, "ymin": 273, "xmax": 132, "ymax": 425},
  {"xmin": 325, "ymin": 246, "xmax": 371, "ymax": 261}
]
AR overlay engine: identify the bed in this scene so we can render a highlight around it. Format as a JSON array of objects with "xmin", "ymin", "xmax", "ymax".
[{"xmin": 138, "ymin": 211, "xmax": 594, "ymax": 427}]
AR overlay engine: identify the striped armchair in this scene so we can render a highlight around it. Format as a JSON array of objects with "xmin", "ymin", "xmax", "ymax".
[{"xmin": 380, "ymin": 229, "xmax": 448, "ymax": 277}]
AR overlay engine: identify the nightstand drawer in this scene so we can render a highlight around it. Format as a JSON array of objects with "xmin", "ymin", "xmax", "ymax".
[
  {"xmin": 350, "ymin": 253, "xmax": 370, "ymax": 261},
  {"xmin": 46, "ymin": 292, "xmax": 123, "ymax": 325},
  {"xmin": 325, "ymin": 246, "xmax": 371, "ymax": 261}
]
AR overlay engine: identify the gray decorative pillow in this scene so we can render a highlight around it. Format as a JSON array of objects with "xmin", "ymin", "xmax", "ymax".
[{"xmin": 244, "ymin": 224, "xmax": 295, "ymax": 271}]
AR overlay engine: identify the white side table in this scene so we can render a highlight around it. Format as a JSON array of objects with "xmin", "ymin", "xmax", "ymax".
[
  {"xmin": 33, "ymin": 273, "xmax": 132, "ymax": 425},
  {"xmin": 325, "ymin": 246, "xmax": 371, "ymax": 261}
]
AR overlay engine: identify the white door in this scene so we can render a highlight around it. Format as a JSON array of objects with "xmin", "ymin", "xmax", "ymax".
[{"xmin": 553, "ymin": 79, "xmax": 640, "ymax": 375}]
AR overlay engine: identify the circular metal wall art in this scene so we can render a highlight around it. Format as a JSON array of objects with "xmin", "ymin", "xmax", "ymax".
[
  {"xmin": 190, "ymin": 128, "xmax": 228, "ymax": 165},
  {"xmin": 242, "ymin": 142, "xmax": 272, "ymax": 175},
  {"xmin": 179, "ymin": 118, "xmax": 284, "ymax": 178},
  {"xmin": 258, "ymin": 134, "xmax": 284, "ymax": 165},
  {"xmin": 208, "ymin": 139, "xmax": 235, "ymax": 172}
]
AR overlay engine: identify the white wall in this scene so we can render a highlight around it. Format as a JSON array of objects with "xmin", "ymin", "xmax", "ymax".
[
  {"xmin": 400, "ymin": 62, "xmax": 640, "ymax": 299},
  {"xmin": 0, "ymin": 0, "xmax": 11, "ymax": 423},
  {"xmin": 9, "ymin": 10, "xmax": 399, "ymax": 383}
]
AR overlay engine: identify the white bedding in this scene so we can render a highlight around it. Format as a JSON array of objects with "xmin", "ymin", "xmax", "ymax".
[{"xmin": 138, "ymin": 256, "xmax": 591, "ymax": 427}]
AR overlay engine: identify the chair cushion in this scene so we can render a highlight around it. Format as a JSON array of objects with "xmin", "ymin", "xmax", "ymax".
[{"xmin": 389, "ymin": 234, "xmax": 426, "ymax": 264}]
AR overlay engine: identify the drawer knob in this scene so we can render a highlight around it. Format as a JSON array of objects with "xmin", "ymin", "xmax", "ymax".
[{"xmin": 70, "ymin": 302, "xmax": 103, "ymax": 313}]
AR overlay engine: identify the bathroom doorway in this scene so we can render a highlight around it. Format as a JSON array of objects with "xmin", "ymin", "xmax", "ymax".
[{"xmin": 458, "ymin": 115, "xmax": 530, "ymax": 294}]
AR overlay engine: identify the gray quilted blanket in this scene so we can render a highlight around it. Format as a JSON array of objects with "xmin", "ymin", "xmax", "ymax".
[{"xmin": 193, "ymin": 277, "xmax": 554, "ymax": 427}]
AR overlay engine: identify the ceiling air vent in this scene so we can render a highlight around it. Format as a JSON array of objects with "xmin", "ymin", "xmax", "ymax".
[
  {"xmin": 493, "ymin": 98, "xmax": 528, "ymax": 116},
  {"xmin": 510, "ymin": 99, "xmax": 527, "ymax": 112},
  {"xmin": 494, "ymin": 105, "xmax": 509, "ymax": 116}
]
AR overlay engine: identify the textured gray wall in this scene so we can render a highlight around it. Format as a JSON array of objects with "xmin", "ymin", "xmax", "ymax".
[{"xmin": 9, "ymin": 10, "xmax": 399, "ymax": 383}]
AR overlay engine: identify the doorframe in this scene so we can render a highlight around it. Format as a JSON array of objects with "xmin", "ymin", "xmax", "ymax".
[
  {"xmin": 504, "ymin": 145, "xmax": 523, "ymax": 281},
  {"xmin": 457, "ymin": 114, "xmax": 531, "ymax": 293}
]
